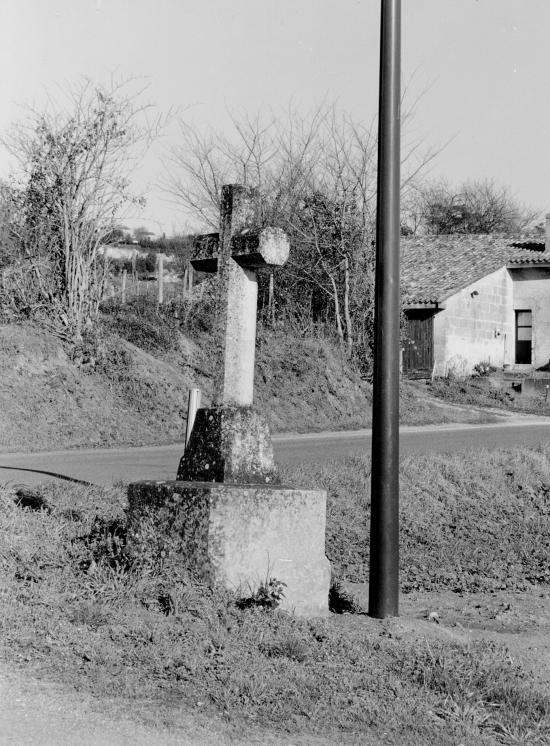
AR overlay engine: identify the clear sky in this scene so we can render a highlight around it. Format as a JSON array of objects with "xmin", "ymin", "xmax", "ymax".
[{"xmin": 0, "ymin": 0, "xmax": 548, "ymax": 234}]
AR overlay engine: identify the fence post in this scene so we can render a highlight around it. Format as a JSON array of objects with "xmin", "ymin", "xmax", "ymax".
[
  {"xmin": 185, "ymin": 388, "xmax": 202, "ymax": 447},
  {"xmin": 182, "ymin": 268, "xmax": 188, "ymax": 300},
  {"xmin": 103, "ymin": 249, "xmax": 110, "ymax": 291},
  {"xmin": 268, "ymin": 272, "xmax": 275, "ymax": 327},
  {"xmin": 158, "ymin": 253, "xmax": 164, "ymax": 305},
  {"xmin": 121, "ymin": 269, "xmax": 127, "ymax": 305}
]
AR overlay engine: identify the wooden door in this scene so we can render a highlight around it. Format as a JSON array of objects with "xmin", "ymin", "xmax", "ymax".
[
  {"xmin": 515, "ymin": 310, "xmax": 532, "ymax": 364},
  {"xmin": 403, "ymin": 310, "xmax": 434, "ymax": 378}
]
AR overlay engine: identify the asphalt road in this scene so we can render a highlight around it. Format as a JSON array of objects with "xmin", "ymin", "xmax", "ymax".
[{"xmin": 2, "ymin": 417, "xmax": 550, "ymax": 488}]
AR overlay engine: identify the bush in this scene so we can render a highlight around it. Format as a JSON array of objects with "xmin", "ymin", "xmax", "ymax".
[
  {"xmin": 135, "ymin": 252, "xmax": 157, "ymax": 277},
  {"xmin": 169, "ymin": 277, "xmax": 217, "ymax": 337},
  {"xmin": 428, "ymin": 376, "xmax": 515, "ymax": 408},
  {"xmin": 473, "ymin": 360, "xmax": 497, "ymax": 377},
  {"xmin": 70, "ymin": 327, "xmax": 134, "ymax": 381},
  {"xmin": 101, "ymin": 298, "xmax": 179, "ymax": 353}
]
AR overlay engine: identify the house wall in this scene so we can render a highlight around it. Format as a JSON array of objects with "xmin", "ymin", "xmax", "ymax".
[
  {"xmin": 510, "ymin": 266, "xmax": 550, "ymax": 369},
  {"xmin": 101, "ymin": 246, "xmax": 144, "ymax": 261},
  {"xmin": 433, "ymin": 267, "xmax": 514, "ymax": 376}
]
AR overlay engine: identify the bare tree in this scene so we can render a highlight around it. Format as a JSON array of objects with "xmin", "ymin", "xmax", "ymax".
[
  {"xmin": 405, "ymin": 178, "xmax": 539, "ymax": 236},
  {"xmin": 165, "ymin": 101, "xmax": 439, "ymax": 360},
  {"xmin": 1, "ymin": 79, "xmax": 159, "ymax": 337}
]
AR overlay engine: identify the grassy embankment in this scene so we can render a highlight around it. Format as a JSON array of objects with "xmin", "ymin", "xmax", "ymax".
[
  {"xmin": 0, "ymin": 300, "xmax": 500, "ymax": 453},
  {"xmin": 1, "ymin": 446, "xmax": 549, "ymax": 745},
  {"xmin": 427, "ymin": 374, "xmax": 550, "ymax": 417}
]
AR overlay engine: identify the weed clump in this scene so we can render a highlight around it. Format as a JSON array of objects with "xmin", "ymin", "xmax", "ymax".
[
  {"xmin": 400, "ymin": 640, "xmax": 550, "ymax": 744},
  {"xmin": 13, "ymin": 486, "xmax": 51, "ymax": 512},
  {"xmin": 236, "ymin": 577, "xmax": 287, "ymax": 610},
  {"xmin": 427, "ymin": 372, "xmax": 550, "ymax": 416},
  {"xmin": 429, "ymin": 375, "xmax": 516, "ymax": 407},
  {"xmin": 473, "ymin": 360, "xmax": 497, "ymax": 377},
  {"xmin": 328, "ymin": 577, "xmax": 365, "ymax": 614}
]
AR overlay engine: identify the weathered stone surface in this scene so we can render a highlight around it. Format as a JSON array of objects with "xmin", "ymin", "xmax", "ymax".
[
  {"xmin": 190, "ymin": 185, "xmax": 290, "ymax": 407},
  {"xmin": 177, "ymin": 406, "xmax": 277, "ymax": 484},
  {"xmin": 127, "ymin": 480, "xmax": 330, "ymax": 617},
  {"xmin": 192, "ymin": 227, "xmax": 290, "ymax": 273},
  {"xmin": 231, "ymin": 226, "xmax": 290, "ymax": 268},
  {"xmin": 218, "ymin": 259, "xmax": 258, "ymax": 406},
  {"xmin": 191, "ymin": 233, "xmax": 219, "ymax": 272}
]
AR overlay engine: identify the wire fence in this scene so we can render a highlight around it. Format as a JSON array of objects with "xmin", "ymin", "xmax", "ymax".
[{"xmin": 103, "ymin": 268, "xmax": 194, "ymax": 307}]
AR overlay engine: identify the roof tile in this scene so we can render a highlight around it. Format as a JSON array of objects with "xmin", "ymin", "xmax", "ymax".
[{"xmin": 401, "ymin": 235, "xmax": 548, "ymax": 304}]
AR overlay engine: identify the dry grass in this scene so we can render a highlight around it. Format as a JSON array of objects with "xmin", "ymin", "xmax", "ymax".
[
  {"xmin": 427, "ymin": 374, "xmax": 550, "ymax": 417},
  {"xmin": 285, "ymin": 445, "xmax": 550, "ymax": 593},
  {"xmin": 1, "ymin": 449, "xmax": 550, "ymax": 744}
]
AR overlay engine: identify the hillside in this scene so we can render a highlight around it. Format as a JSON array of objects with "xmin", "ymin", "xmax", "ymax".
[{"xmin": 0, "ymin": 317, "xmax": 496, "ymax": 454}]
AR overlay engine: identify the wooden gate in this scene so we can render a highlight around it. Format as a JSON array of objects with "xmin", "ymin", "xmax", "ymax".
[{"xmin": 403, "ymin": 310, "xmax": 434, "ymax": 378}]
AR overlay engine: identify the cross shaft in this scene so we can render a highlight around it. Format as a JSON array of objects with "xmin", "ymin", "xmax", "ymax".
[{"xmin": 191, "ymin": 184, "xmax": 289, "ymax": 407}]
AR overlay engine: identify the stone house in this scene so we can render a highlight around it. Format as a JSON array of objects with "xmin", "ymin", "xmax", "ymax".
[{"xmin": 401, "ymin": 226, "xmax": 550, "ymax": 378}]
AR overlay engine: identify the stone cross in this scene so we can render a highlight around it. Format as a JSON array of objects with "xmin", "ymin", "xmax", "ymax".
[
  {"xmin": 191, "ymin": 184, "xmax": 289, "ymax": 407},
  {"xmin": 129, "ymin": 191, "xmax": 329, "ymax": 618}
]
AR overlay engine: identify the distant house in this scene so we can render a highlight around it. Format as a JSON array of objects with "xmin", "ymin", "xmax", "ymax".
[
  {"xmin": 99, "ymin": 243, "xmax": 148, "ymax": 262},
  {"xmin": 401, "ymin": 223, "xmax": 550, "ymax": 378}
]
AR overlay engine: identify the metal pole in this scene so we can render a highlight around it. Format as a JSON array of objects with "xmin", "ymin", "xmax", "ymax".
[
  {"xmin": 368, "ymin": 0, "xmax": 401, "ymax": 619},
  {"xmin": 185, "ymin": 388, "xmax": 202, "ymax": 447}
]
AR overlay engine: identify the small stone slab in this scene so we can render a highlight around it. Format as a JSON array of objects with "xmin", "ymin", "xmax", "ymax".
[{"xmin": 127, "ymin": 481, "xmax": 331, "ymax": 617}]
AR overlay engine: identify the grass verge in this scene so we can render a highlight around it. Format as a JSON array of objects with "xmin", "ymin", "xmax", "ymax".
[
  {"xmin": 427, "ymin": 375, "xmax": 550, "ymax": 417},
  {"xmin": 285, "ymin": 445, "xmax": 550, "ymax": 592},
  {"xmin": 1, "ymin": 448, "xmax": 550, "ymax": 744}
]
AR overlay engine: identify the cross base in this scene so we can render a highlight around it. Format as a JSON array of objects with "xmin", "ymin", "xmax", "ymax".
[
  {"xmin": 178, "ymin": 407, "xmax": 277, "ymax": 484},
  {"xmin": 127, "ymin": 480, "xmax": 331, "ymax": 617}
]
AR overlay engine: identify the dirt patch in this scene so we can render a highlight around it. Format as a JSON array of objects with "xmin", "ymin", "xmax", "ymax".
[
  {"xmin": 342, "ymin": 583, "xmax": 550, "ymax": 690},
  {"xmin": 403, "ymin": 588, "xmax": 550, "ymax": 690},
  {"xmin": 0, "ymin": 662, "xmax": 331, "ymax": 746}
]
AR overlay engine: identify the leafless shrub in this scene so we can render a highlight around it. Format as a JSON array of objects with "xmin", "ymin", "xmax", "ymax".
[{"xmin": 1, "ymin": 79, "xmax": 161, "ymax": 338}]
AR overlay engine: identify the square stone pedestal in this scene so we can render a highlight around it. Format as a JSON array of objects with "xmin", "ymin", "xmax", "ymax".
[{"xmin": 127, "ymin": 481, "xmax": 330, "ymax": 617}]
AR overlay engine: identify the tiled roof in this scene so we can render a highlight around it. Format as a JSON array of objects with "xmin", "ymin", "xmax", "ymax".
[
  {"xmin": 401, "ymin": 234, "xmax": 549, "ymax": 305},
  {"xmin": 508, "ymin": 252, "xmax": 550, "ymax": 265}
]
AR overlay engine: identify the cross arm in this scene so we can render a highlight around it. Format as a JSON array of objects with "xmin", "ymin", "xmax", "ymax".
[
  {"xmin": 191, "ymin": 227, "xmax": 290, "ymax": 273},
  {"xmin": 231, "ymin": 227, "xmax": 289, "ymax": 269}
]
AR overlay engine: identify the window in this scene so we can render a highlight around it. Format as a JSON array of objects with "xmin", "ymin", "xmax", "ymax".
[{"xmin": 515, "ymin": 310, "xmax": 532, "ymax": 364}]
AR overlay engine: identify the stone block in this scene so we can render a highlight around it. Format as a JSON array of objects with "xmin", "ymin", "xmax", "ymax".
[
  {"xmin": 127, "ymin": 480, "xmax": 331, "ymax": 617},
  {"xmin": 178, "ymin": 407, "xmax": 277, "ymax": 484}
]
